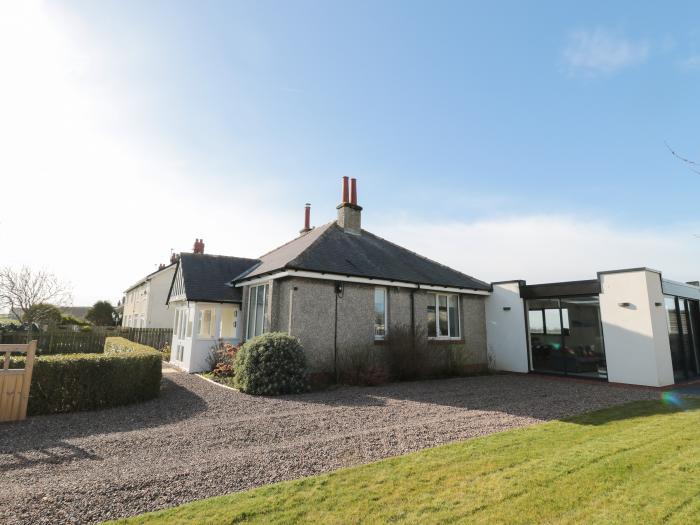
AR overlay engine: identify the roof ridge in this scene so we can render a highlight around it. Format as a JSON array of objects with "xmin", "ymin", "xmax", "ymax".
[
  {"xmin": 181, "ymin": 252, "xmax": 259, "ymax": 262},
  {"xmin": 285, "ymin": 221, "xmax": 338, "ymax": 268},
  {"xmin": 255, "ymin": 221, "xmax": 334, "ymax": 260},
  {"xmin": 359, "ymin": 228, "xmax": 491, "ymax": 289}
]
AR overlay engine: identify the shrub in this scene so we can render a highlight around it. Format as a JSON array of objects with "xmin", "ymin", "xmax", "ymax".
[
  {"xmin": 234, "ymin": 332, "xmax": 309, "ymax": 395},
  {"xmin": 104, "ymin": 336, "xmax": 157, "ymax": 355},
  {"xmin": 384, "ymin": 324, "xmax": 429, "ymax": 381},
  {"xmin": 12, "ymin": 337, "xmax": 162, "ymax": 415},
  {"xmin": 338, "ymin": 344, "xmax": 389, "ymax": 386},
  {"xmin": 208, "ymin": 341, "xmax": 240, "ymax": 378},
  {"xmin": 160, "ymin": 343, "xmax": 172, "ymax": 362}
]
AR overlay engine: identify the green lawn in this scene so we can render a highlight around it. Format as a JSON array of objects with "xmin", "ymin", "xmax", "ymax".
[{"xmin": 111, "ymin": 397, "xmax": 700, "ymax": 525}]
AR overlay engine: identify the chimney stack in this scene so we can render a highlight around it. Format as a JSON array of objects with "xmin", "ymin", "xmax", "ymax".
[
  {"xmin": 299, "ymin": 203, "xmax": 312, "ymax": 234},
  {"xmin": 336, "ymin": 177, "xmax": 362, "ymax": 235},
  {"xmin": 193, "ymin": 238, "xmax": 205, "ymax": 254}
]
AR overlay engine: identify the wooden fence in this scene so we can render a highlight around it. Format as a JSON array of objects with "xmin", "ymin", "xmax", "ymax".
[
  {"xmin": 0, "ymin": 341, "xmax": 36, "ymax": 422},
  {"xmin": 0, "ymin": 328, "xmax": 172, "ymax": 354}
]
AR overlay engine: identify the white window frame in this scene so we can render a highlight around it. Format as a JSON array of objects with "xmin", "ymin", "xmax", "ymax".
[
  {"xmin": 246, "ymin": 284, "xmax": 269, "ymax": 339},
  {"xmin": 427, "ymin": 292, "xmax": 461, "ymax": 340},
  {"xmin": 374, "ymin": 287, "xmax": 387, "ymax": 340}
]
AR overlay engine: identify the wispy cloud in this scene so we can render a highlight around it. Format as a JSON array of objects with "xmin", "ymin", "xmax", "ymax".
[
  {"xmin": 679, "ymin": 54, "xmax": 700, "ymax": 70},
  {"xmin": 562, "ymin": 28, "xmax": 649, "ymax": 77},
  {"xmin": 379, "ymin": 215, "xmax": 700, "ymax": 285}
]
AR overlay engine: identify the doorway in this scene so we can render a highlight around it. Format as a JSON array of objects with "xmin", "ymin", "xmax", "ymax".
[
  {"xmin": 665, "ymin": 296, "xmax": 700, "ymax": 382},
  {"xmin": 527, "ymin": 296, "xmax": 607, "ymax": 379}
]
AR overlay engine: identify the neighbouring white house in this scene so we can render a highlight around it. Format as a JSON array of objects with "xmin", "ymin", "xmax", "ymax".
[
  {"xmin": 122, "ymin": 260, "xmax": 177, "ymax": 329},
  {"xmin": 166, "ymin": 249, "xmax": 258, "ymax": 372},
  {"xmin": 486, "ymin": 268, "xmax": 700, "ymax": 388}
]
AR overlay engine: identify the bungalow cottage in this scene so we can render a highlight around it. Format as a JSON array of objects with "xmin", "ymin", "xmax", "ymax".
[
  {"xmin": 165, "ymin": 177, "xmax": 700, "ymax": 388},
  {"xmin": 167, "ymin": 177, "xmax": 491, "ymax": 378}
]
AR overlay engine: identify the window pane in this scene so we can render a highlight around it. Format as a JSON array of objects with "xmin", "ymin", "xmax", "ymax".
[
  {"xmin": 427, "ymin": 293, "xmax": 436, "ymax": 337},
  {"xmin": 528, "ymin": 310, "xmax": 544, "ymax": 334},
  {"xmin": 221, "ymin": 308, "xmax": 235, "ymax": 338},
  {"xmin": 247, "ymin": 287, "xmax": 256, "ymax": 338},
  {"xmin": 200, "ymin": 309, "xmax": 212, "ymax": 337},
  {"xmin": 438, "ymin": 295, "xmax": 448, "ymax": 337},
  {"xmin": 255, "ymin": 285, "xmax": 265, "ymax": 336},
  {"xmin": 560, "ymin": 296, "xmax": 607, "ymax": 379},
  {"xmin": 263, "ymin": 284, "xmax": 269, "ymax": 332},
  {"xmin": 374, "ymin": 288, "xmax": 386, "ymax": 338},
  {"xmin": 448, "ymin": 295, "xmax": 460, "ymax": 338},
  {"xmin": 561, "ymin": 308, "xmax": 570, "ymax": 334},
  {"xmin": 186, "ymin": 311, "xmax": 192, "ymax": 337},
  {"xmin": 544, "ymin": 308, "xmax": 561, "ymax": 334}
]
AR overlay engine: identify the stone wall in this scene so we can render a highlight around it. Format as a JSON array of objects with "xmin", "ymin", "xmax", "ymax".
[{"xmin": 241, "ymin": 276, "xmax": 488, "ymax": 379}]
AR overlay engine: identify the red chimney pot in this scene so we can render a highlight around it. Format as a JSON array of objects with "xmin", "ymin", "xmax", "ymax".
[
  {"xmin": 341, "ymin": 176, "xmax": 349, "ymax": 203},
  {"xmin": 350, "ymin": 178, "xmax": 357, "ymax": 205}
]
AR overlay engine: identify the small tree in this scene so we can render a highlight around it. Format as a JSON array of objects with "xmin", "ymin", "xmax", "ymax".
[
  {"xmin": 0, "ymin": 266, "xmax": 72, "ymax": 321},
  {"xmin": 22, "ymin": 303, "xmax": 63, "ymax": 327},
  {"xmin": 85, "ymin": 301, "xmax": 117, "ymax": 326}
]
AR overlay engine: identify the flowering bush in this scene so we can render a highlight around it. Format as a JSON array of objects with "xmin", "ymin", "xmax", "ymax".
[
  {"xmin": 234, "ymin": 332, "xmax": 309, "ymax": 395},
  {"xmin": 209, "ymin": 341, "xmax": 240, "ymax": 378}
]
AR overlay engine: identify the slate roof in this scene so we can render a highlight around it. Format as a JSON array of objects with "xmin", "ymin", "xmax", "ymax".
[
  {"xmin": 235, "ymin": 222, "xmax": 490, "ymax": 291},
  {"xmin": 175, "ymin": 253, "xmax": 259, "ymax": 303}
]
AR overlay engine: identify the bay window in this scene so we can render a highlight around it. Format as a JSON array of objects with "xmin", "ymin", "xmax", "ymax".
[
  {"xmin": 427, "ymin": 293, "xmax": 461, "ymax": 339},
  {"xmin": 246, "ymin": 284, "xmax": 269, "ymax": 339}
]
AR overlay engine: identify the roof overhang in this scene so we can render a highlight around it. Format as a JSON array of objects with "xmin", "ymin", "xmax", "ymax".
[
  {"xmin": 235, "ymin": 269, "xmax": 491, "ymax": 296},
  {"xmin": 520, "ymin": 279, "xmax": 601, "ymax": 299}
]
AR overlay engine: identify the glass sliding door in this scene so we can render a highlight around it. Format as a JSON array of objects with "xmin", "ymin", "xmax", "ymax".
[
  {"xmin": 560, "ymin": 297, "xmax": 606, "ymax": 379},
  {"xmin": 528, "ymin": 299, "xmax": 567, "ymax": 375},
  {"xmin": 527, "ymin": 296, "xmax": 607, "ymax": 379},
  {"xmin": 687, "ymin": 300, "xmax": 700, "ymax": 378},
  {"xmin": 665, "ymin": 296, "xmax": 700, "ymax": 382}
]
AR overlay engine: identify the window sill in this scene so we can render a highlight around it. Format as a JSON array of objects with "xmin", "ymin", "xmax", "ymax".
[
  {"xmin": 374, "ymin": 338, "xmax": 386, "ymax": 345},
  {"xmin": 428, "ymin": 338, "xmax": 464, "ymax": 345}
]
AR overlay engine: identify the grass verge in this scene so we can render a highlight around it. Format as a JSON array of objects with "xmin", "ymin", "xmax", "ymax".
[{"xmin": 108, "ymin": 397, "xmax": 700, "ymax": 524}]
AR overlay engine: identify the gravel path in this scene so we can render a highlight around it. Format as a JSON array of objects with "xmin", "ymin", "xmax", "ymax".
[{"xmin": 0, "ymin": 371, "xmax": 657, "ymax": 524}]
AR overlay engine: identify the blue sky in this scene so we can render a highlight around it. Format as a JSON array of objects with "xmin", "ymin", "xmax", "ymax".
[{"xmin": 2, "ymin": 1, "xmax": 700, "ymax": 304}]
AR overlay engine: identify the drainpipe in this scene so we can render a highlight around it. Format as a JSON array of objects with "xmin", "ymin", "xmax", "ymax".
[{"xmin": 333, "ymin": 282, "xmax": 344, "ymax": 383}]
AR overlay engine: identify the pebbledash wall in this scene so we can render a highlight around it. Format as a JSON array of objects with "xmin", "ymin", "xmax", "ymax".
[
  {"xmin": 486, "ymin": 268, "xmax": 700, "ymax": 388},
  {"xmin": 239, "ymin": 277, "xmax": 488, "ymax": 379}
]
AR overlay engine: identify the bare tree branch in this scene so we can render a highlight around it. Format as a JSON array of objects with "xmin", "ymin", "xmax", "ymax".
[
  {"xmin": 0, "ymin": 267, "xmax": 73, "ymax": 321},
  {"xmin": 665, "ymin": 141, "xmax": 700, "ymax": 176}
]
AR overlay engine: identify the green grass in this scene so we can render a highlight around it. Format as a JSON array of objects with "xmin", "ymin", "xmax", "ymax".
[{"xmin": 110, "ymin": 398, "xmax": 700, "ymax": 525}]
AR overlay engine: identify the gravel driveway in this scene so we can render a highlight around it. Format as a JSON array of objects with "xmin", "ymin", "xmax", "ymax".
[{"xmin": 0, "ymin": 370, "xmax": 657, "ymax": 524}]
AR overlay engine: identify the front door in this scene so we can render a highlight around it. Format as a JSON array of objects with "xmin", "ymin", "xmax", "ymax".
[{"xmin": 172, "ymin": 307, "xmax": 190, "ymax": 362}]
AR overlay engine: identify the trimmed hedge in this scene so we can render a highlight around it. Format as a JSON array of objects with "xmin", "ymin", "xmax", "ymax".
[
  {"xmin": 234, "ymin": 332, "xmax": 309, "ymax": 395},
  {"xmin": 12, "ymin": 337, "xmax": 162, "ymax": 415},
  {"xmin": 104, "ymin": 336, "xmax": 161, "ymax": 355}
]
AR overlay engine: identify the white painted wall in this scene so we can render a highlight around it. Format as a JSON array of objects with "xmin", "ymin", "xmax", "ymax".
[
  {"xmin": 485, "ymin": 281, "xmax": 529, "ymax": 373},
  {"xmin": 145, "ymin": 265, "xmax": 176, "ymax": 328},
  {"xmin": 599, "ymin": 269, "xmax": 674, "ymax": 387},
  {"xmin": 123, "ymin": 265, "xmax": 176, "ymax": 328}
]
